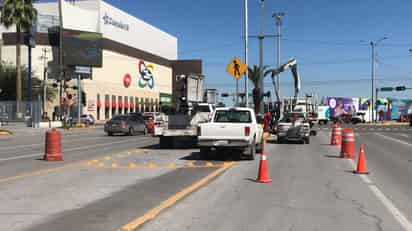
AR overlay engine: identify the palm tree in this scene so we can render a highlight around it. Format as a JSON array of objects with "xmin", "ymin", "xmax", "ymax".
[
  {"xmin": 0, "ymin": 0, "xmax": 37, "ymax": 115},
  {"xmin": 248, "ymin": 65, "xmax": 271, "ymax": 113}
]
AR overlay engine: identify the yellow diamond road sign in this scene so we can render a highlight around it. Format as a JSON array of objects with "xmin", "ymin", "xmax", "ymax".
[{"xmin": 226, "ymin": 57, "xmax": 247, "ymax": 80}]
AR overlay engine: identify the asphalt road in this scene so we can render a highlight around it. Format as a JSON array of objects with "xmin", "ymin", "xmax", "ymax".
[
  {"xmin": 0, "ymin": 128, "xmax": 157, "ymax": 179},
  {"xmin": 138, "ymin": 129, "xmax": 412, "ymax": 231},
  {"xmin": 1, "ymin": 126, "xmax": 411, "ymax": 231}
]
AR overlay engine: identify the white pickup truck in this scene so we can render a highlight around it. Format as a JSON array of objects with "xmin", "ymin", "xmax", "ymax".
[{"xmin": 197, "ymin": 107, "xmax": 264, "ymax": 160}]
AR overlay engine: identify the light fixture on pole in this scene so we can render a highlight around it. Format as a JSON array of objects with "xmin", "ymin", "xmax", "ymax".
[{"xmin": 370, "ymin": 36, "xmax": 388, "ymax": 123}]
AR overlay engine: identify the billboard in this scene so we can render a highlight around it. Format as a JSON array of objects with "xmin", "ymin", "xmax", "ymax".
[
  {"xmin": 389, "ymin": 98, "xmax": 412, "ymax": 120},
  {"xmin": 327, "ymin": 97, "xmax": 358, "ymax": 119},
  {"xmin": 62, "ymin": 29, "xmax": 103, "ymax": 67}
]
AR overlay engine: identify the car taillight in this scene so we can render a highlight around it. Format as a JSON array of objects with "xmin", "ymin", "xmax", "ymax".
[
  {"xmin": 245, "ymin": 126, "xmax": 250, "ymax": 136},
  {"xmin": 197, "ymin": 126, "xmax": 201, "ymax": 136},
  {"xmin": 155, "ymin": 121, "xmax": 164, "ymax": 127},
  {"xmin": 121, "ymin": 121, "xmax": 127, "ymax": 128}
]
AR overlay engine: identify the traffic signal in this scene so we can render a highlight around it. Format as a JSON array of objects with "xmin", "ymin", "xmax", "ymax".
[
  {"xmin": 380, "ymin": 87, "xmax": 393, "ymax": 92},
  {"xmin": 395, "ymin": 86, "xmax": 406, "ymax": 91}
]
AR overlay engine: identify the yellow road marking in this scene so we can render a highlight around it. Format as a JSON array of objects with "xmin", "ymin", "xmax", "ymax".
[
  {"xmin": 167, "ymin": 163, "xmax": 177, "ymax": 169},
  {"xmin": 206, "ymin": 162, "xmax": 214, "ymax": 167},
  {"xmin": 185, "ymin": 162, "xmax": 195, "ymax": 168},
  {"xmin": 128, "ymin": 163, "xmax": 137, "ymax": 168},
  {"xmin": 0, "ymin": 149, "xmax": 143, "ymax": 184},
  {"xmin": 112, "ymin": 163, "xmax": 119, "ymax": 168},
  {"xmin": 118, "ymin": 161, "xmax": 234, "ymax": 231},
  {"xmin": 105, "ymin": 156, "xmax": 112, "ymax": 160},
  {"xmin": 147, "ymin": 163, "xmax": 158, "ymax": 168}
]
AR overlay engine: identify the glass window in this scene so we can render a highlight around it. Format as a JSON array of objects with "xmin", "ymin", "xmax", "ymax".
[{"xmin": 214, "ymin": 110, "xmax": 252, "ymax": 123}]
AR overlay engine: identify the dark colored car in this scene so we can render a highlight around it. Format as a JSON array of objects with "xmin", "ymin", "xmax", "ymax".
[
  {"xmin": 409, "ymin": 114, "xmax": 412, "ymax": 127},
  {"xmin": 104, "ymin": 114, "xmax": 148, "ymax": 136}
]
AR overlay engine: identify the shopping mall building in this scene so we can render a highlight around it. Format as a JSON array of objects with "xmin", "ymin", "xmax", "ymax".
[{"xmin": 0, "ymin": 0, "xmax": 201, "ymax": 121}]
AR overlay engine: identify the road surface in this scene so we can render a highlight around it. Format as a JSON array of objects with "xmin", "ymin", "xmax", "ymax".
[{"xmin": 0, "ymin": 126, "xmax": 411, "ymax": 231}]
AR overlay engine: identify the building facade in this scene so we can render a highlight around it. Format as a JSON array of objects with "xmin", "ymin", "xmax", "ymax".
[{"xmin": 0, "ymin": 0, "xmax": 200, "ymax": 121}]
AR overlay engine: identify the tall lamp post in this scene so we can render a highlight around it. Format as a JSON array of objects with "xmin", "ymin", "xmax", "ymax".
[
  {"xmin": 272, "ymin": 12, "xmax": 285, "ymax": 103},
  {"xmin": 369, "ymin": 37, "xmax": 387, "ymax": 123},
  {"xmin": 258, "ymin": 0, "xmax": 265, "ymax": 113},
  {"xmin": 244, "ymin": 0, "xmax": 249, "ymax": 108}
]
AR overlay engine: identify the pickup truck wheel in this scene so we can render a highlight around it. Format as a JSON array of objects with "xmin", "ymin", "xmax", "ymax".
[
  {"xmin": 304, "ymin": 137, "xmax": 310, "ymax": 144},
  {"xmin": 256, "ymin": 141, "xmax": 263, "ymax": 154},
  {"xmin": 245, "ymin": 140, "xmax": 256, "ymax": 160}
]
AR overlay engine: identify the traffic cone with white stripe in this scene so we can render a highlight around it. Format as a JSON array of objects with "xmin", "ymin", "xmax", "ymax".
[{"xmin": 256, "ymin": 143, "xmax": 272, "ymax": 183}]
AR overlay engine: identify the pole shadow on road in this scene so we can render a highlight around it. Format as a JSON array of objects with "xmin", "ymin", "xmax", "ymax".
[
  {"xmin": 180, "ymin": 151, "xmax": 246, "ymax": 162},
  {"xmin": 324, "ymin": 154, "xmax": 341, "ymax": 159}
]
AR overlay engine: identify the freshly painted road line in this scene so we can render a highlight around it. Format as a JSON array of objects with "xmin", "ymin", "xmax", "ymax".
[{"xmin": 348, "ymin": 160, "xmax": 412, "ymax": 231}]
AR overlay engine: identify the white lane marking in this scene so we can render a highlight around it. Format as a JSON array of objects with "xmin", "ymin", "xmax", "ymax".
[
  {"xmin": 348, "ymin": 160, "xmax": 412, "ymax": 231},
  {"xmin": 399, "ymin": 134, "xmax": 409, "ymax": 138},
  {"xmin": 0, "ymin": 136, "xmax": 105, "ymax": 151},
  {"xmin": 376, "ymin": 133, "xmax": 412, "ymax": 147},
  {"xmin": 0, "ymin": 138, "xmax": 146, "ymax": 162}
]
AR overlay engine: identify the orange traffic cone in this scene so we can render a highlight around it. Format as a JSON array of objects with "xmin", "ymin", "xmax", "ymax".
[
  {"xmin": 355, "ymin": 145, "xmax": 368, "ymax": 174},
  {"xmin": 256, "ymin": 145, "xmax": 272, "ymax": 183}
]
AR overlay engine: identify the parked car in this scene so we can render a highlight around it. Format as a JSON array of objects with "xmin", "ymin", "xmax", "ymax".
[
  {"xmin": 351, "ymin": 112, "xmax": 366, "ymax": 124},
  {"xmin": 80, "ymin": 114, "xmax": 95, "ymax": 125},
  {"xmin": 104, "ymin": 114, "xmax": 147, "ymax": 136},
  {"xmin": 409, "ymin": 114, "xmax": 412, "ymax": 127}
]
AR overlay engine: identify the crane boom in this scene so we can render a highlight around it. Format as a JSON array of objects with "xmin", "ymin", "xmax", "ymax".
[{"xmin": 270, "ymin": 58, "xmax": 301, "ymax": 109}]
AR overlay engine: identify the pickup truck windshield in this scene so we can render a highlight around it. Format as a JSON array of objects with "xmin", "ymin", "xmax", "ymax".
[{"xmin": 214, "ymin": 110, "xmax": 252, "ymax": 123}]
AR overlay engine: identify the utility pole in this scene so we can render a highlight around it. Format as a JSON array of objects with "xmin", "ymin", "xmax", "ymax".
[
  {"xmin": 244, "ymin": 0, "xmax": 249, "ymax": 108},
  {"xmin": 272, "ymin": 12, "xmax": 285, "ymax": 103},
  {"xmin": 58, "ymin": 0, "xmax": 64, "ymax": 121},
  {"xmin": 40, "ymin": 48, "xmax": 50, "ymax": 113},
  {"xmin": 369, "ymin": 37, "xmax": 387, "ymax": 123},
  {"xmin": 258, "ymin": 0, "xmax": 264, "ymax": 113},
  {"xmin": 371, "ymin": 41, "xmax": 375, "ymax": 123}
]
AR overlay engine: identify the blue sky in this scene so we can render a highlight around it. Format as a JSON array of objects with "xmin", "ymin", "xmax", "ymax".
[{"xmin": 107, "ymin": 0, "xmax": 412, "ymax": 101}]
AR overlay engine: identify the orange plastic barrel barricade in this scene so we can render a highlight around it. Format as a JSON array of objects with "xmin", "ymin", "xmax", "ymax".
[
  {"xmin": 340, "ymin": 128, "xmax": 355, "ymax": 159},
  {"xmin": 44, "ymin": 129, "xmax": 63, "ymax": 161}
]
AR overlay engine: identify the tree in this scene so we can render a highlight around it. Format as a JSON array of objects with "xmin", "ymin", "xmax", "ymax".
[
  {"xmin": 0, "ymin": 0, "xmax": 37, "ymax": 112},
  {"xmin": 248, "ymin": 65, "xmax": 271, "ymax": 114},
  {"xmin": 0, "ymin": 63, "xmax": 57, "ymax": 102}
]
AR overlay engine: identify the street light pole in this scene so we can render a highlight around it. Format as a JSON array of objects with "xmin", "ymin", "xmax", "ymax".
[
  {"xmin": 371, "ymin": 41, "xmax": 375, "ymax": 123},
  {"xmin": 244, "ymin": 0, "xmax": 249, "ymax": 108},
  {"xmin": 272, "ymin": 12, "xmax": 284, "ymax": 103},
  {"xmin": 258, "ymin": 0, "xmax": 265, "ymax": 113},
  {"xmin": 369, "ymin": 37, "xmax": 387, "ymax": 123}
]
